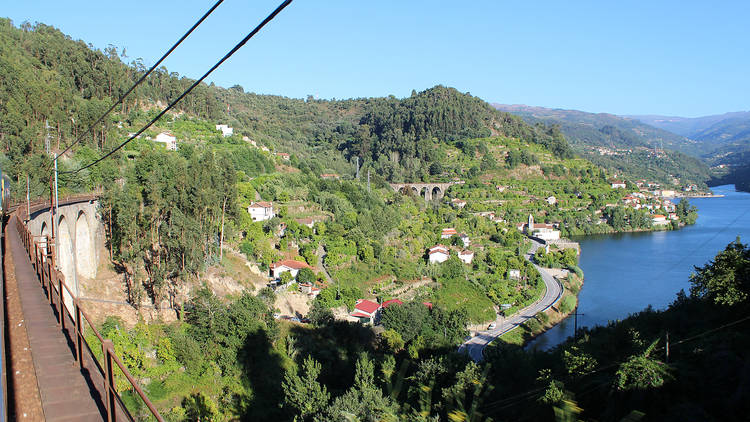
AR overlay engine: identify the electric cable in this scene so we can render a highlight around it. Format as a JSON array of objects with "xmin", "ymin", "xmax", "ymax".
[
  {"xmin": 62, "ymin": 0, "xmax": 293, "ymax": 175},
  {"xmin": 49, "ymin": 0, "xmax": 226, "ymax": 168}
]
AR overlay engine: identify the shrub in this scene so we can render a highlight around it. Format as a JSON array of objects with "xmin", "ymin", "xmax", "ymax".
[{"xmin": 560, "ymin": 295, "xmax": 577, "ymax": 314}]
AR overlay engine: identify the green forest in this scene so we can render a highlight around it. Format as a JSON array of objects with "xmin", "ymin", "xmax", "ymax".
[{"xmin": 2, "ymin": 19, "xmax": 742, "ymax": 422}]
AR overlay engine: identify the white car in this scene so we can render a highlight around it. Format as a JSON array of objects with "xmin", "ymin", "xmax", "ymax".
[{"xmin": 488, "ymin": 322, "xmax": 497, "ymax": 330}]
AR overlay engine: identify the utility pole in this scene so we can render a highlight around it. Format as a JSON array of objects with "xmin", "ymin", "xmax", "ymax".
[
  {"xmin": 665, "ymin": 331, "xmax": 670, "ymax": 363},
  {"xmin": 572, "ymin": 305, "xmax": 584, "ymax": 340},
  {"xmin": 45, "ymin": 119, "xmax": 51, "ymax": 154},
  {"xmin": 26, "ymin": 174, "xmax": 30, "ymax": 219}
]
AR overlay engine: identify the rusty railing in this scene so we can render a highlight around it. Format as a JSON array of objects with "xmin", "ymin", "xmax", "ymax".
[{"xmin": 14, "ymin": 202, "xmax": 163, "ymax": 422}]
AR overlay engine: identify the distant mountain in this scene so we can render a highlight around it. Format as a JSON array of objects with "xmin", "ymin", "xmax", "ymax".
[
  {"xmin": 493, "ymin": 104, "xmax": 700, "ymax": 154},
  {"xmin": 631, "ymin": 111, "xmax": 750, "ymax": 138},
  {"xmin": 492, "ymin": 104, "xmax": 711, "ymax": 185}
]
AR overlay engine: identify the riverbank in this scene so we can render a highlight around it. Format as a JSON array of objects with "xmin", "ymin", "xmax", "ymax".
[
  {"xmin": 494, "ymin": 269, "xmax": 583, "ymax": 346},
  {"xmin": 526, "ymin": 185, "xmax": 750, "ymax": 351}
]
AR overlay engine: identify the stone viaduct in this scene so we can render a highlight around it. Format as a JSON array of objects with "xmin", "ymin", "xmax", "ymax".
[
  {"xmin": 25, "ymin": 196, "xmax": 105, "ymax": 301},
  {"xmin": 389, "ymin": 182, "xmax": 453, "ymax": 201}
]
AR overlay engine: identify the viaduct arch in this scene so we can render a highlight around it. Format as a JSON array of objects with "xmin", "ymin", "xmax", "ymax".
[
  {"xmin": 389, "ymin": 182, "xmax": 453, "ymax": 201},
  {"xmin": 25, "ymin": 197, "xmax": 104, "ymax": 299}
]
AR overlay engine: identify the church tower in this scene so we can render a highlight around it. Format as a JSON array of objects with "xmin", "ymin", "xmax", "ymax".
[{"xmin": 527, "ymin": 214, "xmax": 534, "ymax": 234}]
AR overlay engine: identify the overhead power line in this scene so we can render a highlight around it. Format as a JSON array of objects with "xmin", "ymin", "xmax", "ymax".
[
  {"xmin": 50, "ymin": 0, "xmax": 226, "ymax": 167},
  {"xmin": 63, "ymin": 0, "xmax": 293, "ymax": 175}
]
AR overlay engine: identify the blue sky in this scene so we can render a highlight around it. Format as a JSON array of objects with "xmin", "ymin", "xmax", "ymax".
[{"xmin": 4, "ymin": 1, "xmax": 749, "ymax": 117}]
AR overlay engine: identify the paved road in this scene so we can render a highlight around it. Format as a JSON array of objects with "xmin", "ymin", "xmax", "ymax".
[{"xmin": 459, "ymin": 239, "xmax": 563, "ymax": 361}]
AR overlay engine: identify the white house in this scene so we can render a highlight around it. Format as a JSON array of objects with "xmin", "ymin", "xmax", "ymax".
[
  {"xmin": 652, "ymin": 214, "xmax": 669, "ymax": 226},
  {"xmin": 216, "ymin": 124, "xmax": 233, "ymax": 137},
  {"xmin": 270, "ymin": 259, "xmax": 312, "ymax": 280},
  {"xmin": 441, "ymin": 228, "xmax": 458, "ymax": 239},
  {"xmin": 451, "ymin": 198, "xmax": 467, "ymax": 209},
  {"xmin": 508, "ymin": 269, "xmax": 521, "ymax": 280},
  {"xmin": 522, "ymin": 215, "xmax": 561, "ymax": 240},
  {"xmin": 611, "ymin": 181, "xmax": 626, "ymax": 189},
  {"xmin": 459, "ymin": 233, "xmax": 470, "ymax": 247},
  {"xmin": 458, "ymin": 250, "xmax": 474, "ymax": 264},
  {"xmin": 154, "ymin": 132, "xmax": 177, "ymax": 151},
  {"xmin": 428, "ymin": 245, "xmax": 450, "ymax": 264},
  {"xmin": 546, "ymin": 196, "xmax": 557, "ymax": 205},
  {"xmin": 351, "ymin": 299, "xmax": 381, "ymax": 324},
  {"xmin": 248, "ymin": 201, "xmax": 275, "ymax": 222}
]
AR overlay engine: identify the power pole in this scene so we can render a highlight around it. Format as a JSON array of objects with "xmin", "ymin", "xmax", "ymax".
[
  {"xmin": 665, "ymin": 331, "xmax": 670, "ymax": 363},
  {"xmin": 572, "ymin": 305, "xmax": 584, "ymax": 340},
  {"xmin": 26, "ymin": 174, "xmax": 30, "ymax": 219},
  {"xmin": 45, "ymin": 119, "xmax": 51, "ymax": 154}
]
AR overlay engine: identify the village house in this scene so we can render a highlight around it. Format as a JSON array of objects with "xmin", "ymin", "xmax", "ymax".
[
  {"xmin": 299, "ymin": 282, "xmax": 321, "ymax": 297},
  {"xmin": 458, "ymin": 250, "xmax": 474, "ymax": 264},
  {"xmin": 451, "ymin": 198, "xmax": 467, "ymax": 209},
  {"xmin": 611, "ymin": 180, "xmax": 627, "ymax": 189},
  {"xmin": 459, "ymin": 233, "xmax": 470, "ymax": 247},
  {"xmin": 154, "ymin": 132, "xmax": 177, "ymax": 151},
  {"xmin": 216, "ymin": 124, "xmax": 233, "ymax": 137},
  {"xmin": 270, "ymin": 259, "xmax": 313, "ymax": 280},
  {"xmin": 295, "ymin": 217, "xmax": 318, "ymax": 229},
  {"xmin": 276, "ymin": 152, "xmax": 290, "ymax": 160},
  {"xmin": 320, "ymin": 173, "xmax": 340, "ymax": 180},
  {"xmin": 518, "ymin": 215, "xmax": 561, "ymax": 241},
  {"xmin": 652, "ymin": 214, "xmax": 669, "ymax": 226},
  {"xmin": 351, "ymin": 299, "xmax": 381, "ymax": 324},
  {"xmin": 441, "ymin": 228, "xmax": 458, "ymax": 239},
  {"xmin": 428, "ymin": 245, "xmax": 450, "ymax": 264},
  {"xmin": 508, "ymin": 269, "xmax": 521, "ymax": 280},
  {"xmin": 248, "ymin": 201, "xmax": 275, "ymax": 222},
  {"xmin": 382, "ymin": 299, "xmax": 403, "ymax": 309}
]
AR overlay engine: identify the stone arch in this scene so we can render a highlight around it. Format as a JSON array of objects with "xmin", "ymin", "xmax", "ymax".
[
  {"xmin": 420, "ymin": 186, "xmax": 430, "ymax": 201},
  {"xmin": 75, "ymin": 211, "xmax": 96, "ymax": 279},
  {"xmin": 431, "ymin": 186, "xmax": 443, "ymax": 200},
  {"xmin": 57, "ymin": 215, "xmax": 76, "ymax": 310},
  {"xmin": 40, "ymin": 221, "xmax": 49, "ymax": 260},
  {"xmin": 411, "ymin": 186, "xmax": 419, "ymax": 196}
]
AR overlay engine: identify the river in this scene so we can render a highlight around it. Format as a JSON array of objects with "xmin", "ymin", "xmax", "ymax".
[{"xmin": 527, "ymin": 185, "xmax": 750, "ymax": 351}]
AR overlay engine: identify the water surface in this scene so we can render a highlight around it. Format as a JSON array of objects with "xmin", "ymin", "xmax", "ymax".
[{"xmin": 528, "ymin": 185, "xmax": 750, "ymax": 351}]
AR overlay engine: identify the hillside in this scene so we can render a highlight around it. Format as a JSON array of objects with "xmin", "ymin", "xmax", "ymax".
[
  {"xmin": 632, "ymin": 111, "xmax": 750, "ymax": 192},
  {"xmin": 492, "ymin": 104, "xmax": 711, "ymax": 186}
]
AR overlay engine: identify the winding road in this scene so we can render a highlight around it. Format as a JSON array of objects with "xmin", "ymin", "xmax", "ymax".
[{"xmin": 459, "ymin": 239, "xmax": 563, "ymax": 361}]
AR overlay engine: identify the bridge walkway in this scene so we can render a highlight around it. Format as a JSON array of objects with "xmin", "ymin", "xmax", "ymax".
[{"xmin": 7, "ymin": 216, "xmax": 108, "ymax": 421}]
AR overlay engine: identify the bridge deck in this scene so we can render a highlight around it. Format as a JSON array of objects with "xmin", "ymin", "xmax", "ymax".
[{"xmin": 8, "ymin": 217, "xmax": 108, "ymax": 421}]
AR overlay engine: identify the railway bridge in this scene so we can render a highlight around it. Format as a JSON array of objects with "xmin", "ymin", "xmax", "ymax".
[
  {"xmin": 1, "ymin": 197, "xmax": 164, "ymax": 421},
  {"xmin": 389, "ymin": 182, "xmax": 453, "ymax": 201}
]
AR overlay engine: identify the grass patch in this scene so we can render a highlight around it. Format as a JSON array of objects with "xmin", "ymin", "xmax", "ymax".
[{"xmin": 433, "ymin": 279, "xmax": 495, "ymax": 323}]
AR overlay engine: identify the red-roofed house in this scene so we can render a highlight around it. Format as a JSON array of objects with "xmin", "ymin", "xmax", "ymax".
[
  {"xmin": 248, "ymin": 201, "xmax": 275, "ymax": 222},
  {"xmin": 422, "ymin": 302, "xmax": 433, "ymax": 309},
  {"xmin": 270, "ymin": 259, "xmax": 312, "ymax": 279},
  {"xmin": 351, "ymin": 299, "xmax": 381, "ymax": 323},
  {"xmin": 441, "ymin": 228, "xmax": 458, "ymax": 239},
  {"xmin": 428, "ymin": 245, "xmax": 450, "ymax": 264},
  {"xmin": 276, "ymin": 152, "xmax": 290, "ymax": 160},
  {"xmin": 382, "ymin": 299, "xmax": 403, "ymax": 309},
  {"xmin": 652, "ymin": 214, "xmax": 668, "ymax": 226}
]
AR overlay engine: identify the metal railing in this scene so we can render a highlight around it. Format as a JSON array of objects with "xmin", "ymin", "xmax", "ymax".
[{"xmin": 14, "ymin": 202, "xmax": 163, "ymax": 422}]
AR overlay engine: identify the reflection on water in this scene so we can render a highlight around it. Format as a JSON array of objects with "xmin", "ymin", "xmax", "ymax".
[{"xmin": 527, "ymin": 185, "xmax": 750, "ymax": 351}]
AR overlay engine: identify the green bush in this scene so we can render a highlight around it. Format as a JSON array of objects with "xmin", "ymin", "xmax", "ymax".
[
  {"xmin": 536, "ymin": 311, "xmax": 550, "ymax": 325},
  {"xmin": 560, "ymin": 295, "xmax": 577, "ymax": 314}
]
